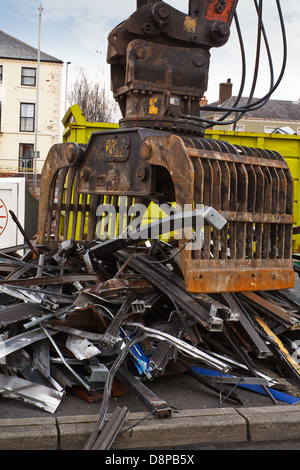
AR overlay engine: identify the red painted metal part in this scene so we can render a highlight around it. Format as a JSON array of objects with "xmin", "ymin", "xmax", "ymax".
[{"xmin": 205, "ymin": 0, "xmax": 239, "ymax": 25}]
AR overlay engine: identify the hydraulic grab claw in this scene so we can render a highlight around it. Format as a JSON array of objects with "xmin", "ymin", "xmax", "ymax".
[{"xmin": 37, "ymin": 0, "xmax": 295, "ymax": 294}]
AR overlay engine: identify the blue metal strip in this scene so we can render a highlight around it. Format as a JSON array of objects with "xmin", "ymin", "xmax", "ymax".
[{"xmin": 192, "ymin": 366, "xmax": 300, "ymax": 405}]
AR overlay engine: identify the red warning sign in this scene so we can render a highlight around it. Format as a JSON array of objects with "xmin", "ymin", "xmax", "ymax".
[{"xmin": 0, "ymin": 199, "xmax": 8, "ymax": 235}]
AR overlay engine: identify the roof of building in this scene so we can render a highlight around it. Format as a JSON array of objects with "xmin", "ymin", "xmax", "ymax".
[
  {"xmin": 205, "ymin": 96, "xmax": 300, "ymax": 122},
  {"xmin": 0, "ymin": 30, "xmax": 63, "ymax": 63}
]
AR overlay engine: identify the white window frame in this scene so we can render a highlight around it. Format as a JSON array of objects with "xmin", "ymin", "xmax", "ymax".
[
  {"xmin": 20, "ymin": 103, "xmax": 35, "ymax": 132},
  {"xmin": 21, "ymin": 67, "xmax": 36, "ymax": 87}
]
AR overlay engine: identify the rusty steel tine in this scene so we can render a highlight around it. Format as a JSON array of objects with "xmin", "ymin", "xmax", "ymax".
[{"xmin": 62, "ymin": 166, "xmax": 77, "ymax": 240}]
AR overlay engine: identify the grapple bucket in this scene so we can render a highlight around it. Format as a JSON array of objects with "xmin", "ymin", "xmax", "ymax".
[{"xmin": 37, "ymin": 130, "xmax": 294, "ymax": 294}]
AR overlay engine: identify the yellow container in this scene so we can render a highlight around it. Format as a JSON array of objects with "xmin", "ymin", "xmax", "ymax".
[
  {"xmin": 206, "ymin": 130, "xmax": 300, "ymax": 252},
  {"xmin": 62, "ymin": 104, "xmax": 119, "ymax": 144}
]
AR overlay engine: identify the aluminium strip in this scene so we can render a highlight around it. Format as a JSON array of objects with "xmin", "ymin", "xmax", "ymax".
[
  {"xmin": 199, "ymin": 349, "xmax": 279, "ymax": 387},
  {"xmin": 41, "ymin": 326, "xmax": 91, "ymax": 391},
  {"xmin": 0, "ymin": 373, "xmax": 63, "ymax": 413},
  {"xmin": 23, "ymin": 304, "xmax": 75, "ymax": 330},
  {"xmin": 0, "ymin": 327, "xmax": 58, "ymax": 360},
  {"xmin": 0, "ymin": 273, "xmax": 104, "ymax": 287},
  {"xmin": 125, "ymin": 322, "xmax": 231, "ymax": 374},
  {"xmin": 0, "ymin": 303, "xmax": 49, "ymax": 328},
  {"xmin": 47, "ymin": 324, "xmax": 104, "ymax": 342}
]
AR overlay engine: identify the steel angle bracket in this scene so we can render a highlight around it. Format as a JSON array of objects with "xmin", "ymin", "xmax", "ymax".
[
  {"xmin": 117, "ymin": 250, "xmax": 224, "ymax": 332},
  {"xmin": 91, "ymin": 406, "xmax": 129, "ymax": 450},
  {"xmin": 117, "ymin": 366, "xmax": 172, "ymax": 418}
]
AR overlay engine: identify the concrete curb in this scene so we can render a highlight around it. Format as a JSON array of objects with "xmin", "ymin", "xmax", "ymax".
[{"xmin": 1, "ymin": 405, "xmax": 300, "ymax": 450}]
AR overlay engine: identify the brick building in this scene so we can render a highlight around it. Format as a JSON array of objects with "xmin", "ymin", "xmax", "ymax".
[{"xmin": 204, "ymin": 80, "xmax": 300, "ymax": 134}]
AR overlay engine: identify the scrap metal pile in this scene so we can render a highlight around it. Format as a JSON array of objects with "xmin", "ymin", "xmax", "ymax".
[{"xmin": 1, "ymin": 217, "xmax": 300, "ymax": 449}]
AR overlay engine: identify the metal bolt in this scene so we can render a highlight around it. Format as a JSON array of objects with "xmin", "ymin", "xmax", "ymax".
[
  {"xmin": 66, "ymin": 144, "xmax": 76, "ymax": 162},
  {"xmin": 193, "ymin": 54, "xmax": 205, "ymax": 67},
  {"xmin": 136, "ymin": 166, "xmax": 147, "ymax": 180},
  {"xmin": 80, "ymin": 169, "xmax": 88, "ymax": 180},
  {"xmin": 210, "ymin": 21, "xmax": 230, "ymax": 38},
  {"xmin": 158, "ymin": 6, "xmax": 169, "ymax": 19},
  {"xmin": 140, "ymin": 141, "xmax": 152, "ymax": 159}
]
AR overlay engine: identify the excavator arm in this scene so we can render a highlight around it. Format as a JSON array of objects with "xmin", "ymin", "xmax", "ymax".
[
  {"xmin": 107, "ymin": 0, "xmax": 239, "ymax": 135},
  {"xmin": 37, "ymin": 0, "xmax": 295, "ymax": 295},
  {"xmin": 137, "ymin": 0, "xmax": 239, "ymax": 24}
]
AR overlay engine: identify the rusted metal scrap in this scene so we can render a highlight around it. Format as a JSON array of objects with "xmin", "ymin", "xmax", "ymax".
[{"xmin": 0, "ymin": 237, "xmax": 300, "ymax": 450}]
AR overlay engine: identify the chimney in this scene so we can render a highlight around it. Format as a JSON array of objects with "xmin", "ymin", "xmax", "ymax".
[
  {"xmin": 219, "ymin": 79, "xmax": 232, "ymax": 105},
  {"xmin": 200, "ymin": 95, "xmax": 208, "ymax": 106}
]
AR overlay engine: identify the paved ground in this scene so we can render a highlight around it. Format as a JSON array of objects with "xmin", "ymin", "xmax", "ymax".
[
  {"xmin": 1, "ymin": 367, "xmax": 300, "ymax": 450},
  {"xmin": 0, "ymin": 366, "xmax": 285, "ymax": 421}
]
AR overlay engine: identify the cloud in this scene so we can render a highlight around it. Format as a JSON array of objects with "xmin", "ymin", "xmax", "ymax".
[{"xmin": 7, "ymin": 0, "xmax": 300, "ymax": 102}]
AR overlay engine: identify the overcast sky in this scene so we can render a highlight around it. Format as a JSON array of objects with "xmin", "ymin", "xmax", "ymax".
[{"xmin": 2, "ymin": 0, "xmax": 300, "ymax": 115}]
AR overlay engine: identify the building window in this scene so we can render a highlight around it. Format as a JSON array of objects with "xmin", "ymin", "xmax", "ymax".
[
  {"xmin": 20, "ymin": 103, "xmax": 35, "ymax": 132},
  {"xmin": 21, "ymin": 67, "xmax": 36, "ymax": 86},
  {"xmin": 234, "ymin": 125, "xmax": 245, "ymax": 132},
  {"xmin": 0, "ymin": 66, "xmax": 2, "ymax": 84},
  {"xmin": 264, "ymin": 126, "xmax": 277, "ymax": 134},
  {"xmin": 19, "ymin": 143, "xmax": 34, "ymax": 172}
]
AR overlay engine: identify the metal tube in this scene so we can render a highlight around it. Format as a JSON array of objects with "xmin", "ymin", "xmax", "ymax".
[{"xmin": 41, "ymin": 325, "xmax": 91, "ymax": 391}]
